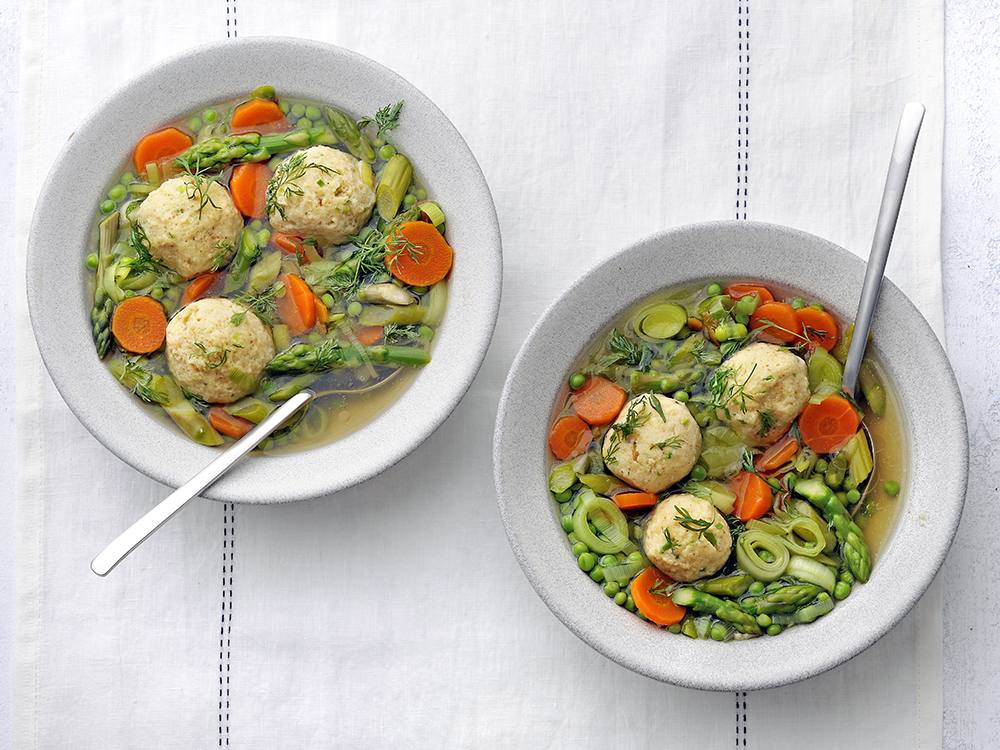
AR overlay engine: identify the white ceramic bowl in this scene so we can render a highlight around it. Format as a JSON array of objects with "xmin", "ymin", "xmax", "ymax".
[
  {"xmin": 27, "ymin": 38, "xmax": 502, "ymax": 503},
  {"xmin": 493, "ymin": 222, "xmax": 967, "ymax": 690}
]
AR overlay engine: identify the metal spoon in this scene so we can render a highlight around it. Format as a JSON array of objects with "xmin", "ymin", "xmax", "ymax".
[
  {"xmin": 91, "ymin": 389, "xmax": 315, "ymax": 576},
  {"xmin": 842, "ymin": 102, "xmax": 925, "ymax": 395}
]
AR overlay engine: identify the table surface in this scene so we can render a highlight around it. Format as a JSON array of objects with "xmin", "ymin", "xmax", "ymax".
[{"xmin": 1, "ymin": 1, "xmax": 997, "ymax": 746}]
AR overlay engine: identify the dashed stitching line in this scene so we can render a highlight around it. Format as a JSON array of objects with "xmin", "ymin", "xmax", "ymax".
[
  {"xmin": 736, "ymin": 2, "xmax": 750, "ymax": 746},
  {"xmin": 227, "ymin": 0, "xmax": 238, "ymax": 39}
]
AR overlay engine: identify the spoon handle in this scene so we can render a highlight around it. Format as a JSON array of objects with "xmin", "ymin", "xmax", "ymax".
[
  {"xmin": 842, "ymin": 102, "xmax": 925, "ymax": 395},
  {"xmin": 90, "ymin": 390, "xmax": 314, "ymax": 576}
]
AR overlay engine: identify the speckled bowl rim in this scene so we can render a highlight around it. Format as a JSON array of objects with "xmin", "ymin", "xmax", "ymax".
[
  {"xmin": 493, "ymin": 221, "xmax": 967, "ymax": 691},
  {"xmin": 26, "ymin": 37, "xmax": 502, "ymax": 503}
]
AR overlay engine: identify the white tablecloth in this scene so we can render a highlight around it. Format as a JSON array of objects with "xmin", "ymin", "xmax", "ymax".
[{"xmin": 15, "ymin": 1, "xmax": 944, "ymax": 747}]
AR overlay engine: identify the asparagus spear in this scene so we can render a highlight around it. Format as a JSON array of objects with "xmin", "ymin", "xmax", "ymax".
[
  {"xmin": 324, "ymin": 107, "xmax": 376, "ymax": 162},
  {"xmin": 266, "ymin": 373, "xmax": 319, "ymax": 402},
  {"xmin": 172, "ymin": 127, "xmax": 337, "ymax": 173},
  {"xmin": 670, "ymin": 588, "xmax": 761, "ymax": 635},
  {"xmin": 375, "ymin": 153, "xmax": 412, "ymax": 221},
  {"xmin": 266, "ymin": 339, "xmax": 430, "ymax": 374},
  {"xmin": 694, "ymin": 573, "xmax": 754, "ymax": 598},
  {"xmin": 223, "ymin": 228, "xmax": 261, "ymax": 293},
  {"xmin": 793, "ymin": 478, "xmax": 871, "ymax": 582},
  {"xmin": 91, "ymin": 213, "xmax": 120, "ymax": 357},
  {"xmin": 739, "ymin": 583, "xmax": 824, "ymax": 615}
]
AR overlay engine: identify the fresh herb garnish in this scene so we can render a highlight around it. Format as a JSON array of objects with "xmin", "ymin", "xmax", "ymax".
[
  {"xmin": 181, "ymin": 169, "xmax": 219, "ymax": 220},
  {"xmin": 192, "ymin": 341, "xmax": 231, "ymax": 370},
  {"xmin": 265, "ymin": 152, "xmax": 338, "ymax": 219},
  {"xmin": 660, "ymin": 527, "xmax": 677, "ymax": 555},
  {"xmin": 603, "ymin": 397, "xmax": 651, "ymax": 465},
  {"xmin": 234, "ymin": 282, "xmax": 285, "ymax": 324},
  {"xmin": 383, "ymin": 324, "xmax": 421, "ymax": 344},
  {"xmin": 608, "ymin": 329, "xmax": 653, "ymax": 369},
  {"xmin": 127, "ymin": 222, "xmax": 160, "ymax": 275},
  {"xmin": 707, "ymin": 363, "xmax": 757, "ymax": 416},
  {"xmin": 674, "ymin": 505, "xmax": 719, "ymax": 548},
  {"xmin": 211, "ymin": 240, "xmax": 234, "ymax": 271},
  {"xmin": 653, "ymin": 435, "xmax": 684, "ymax": 458},
  {"xmin": 758, "ymin": 409, "xmax": 776, "ymax": 437},
  {"xmin": 358, "ymin": 101, "xmax": 404, "ymax": 141},
  {"xmin": 118, "ymin": 359, "xmax": 167, "ymax": 404}
]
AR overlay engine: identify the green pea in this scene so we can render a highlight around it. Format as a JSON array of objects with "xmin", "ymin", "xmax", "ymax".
[
  {"xmin": 414, "ymin": 188, "xmax": 427, "ymax": 200},
  {"xmin": 790, "ymin": 297, "xmax": 806, "ymax": 310},
  {"xmin": 599, "ymin": 555, "xmax": 617, "ymax": 567},
  {"xmin": 627, "ymin": 551, "xmax": 643, "ymax": 564},
  {"xmin": 603, "ymin": 582, "xmax": 620, "ymax": 597},
  {"xmin": 318, "ymin": 293, "xmax": 335, "ymax": 308},
  {"xmin": 589, "ymin": 567, "xmax": 605, "ymax": 583},
  {"xmin": 673, "ymin": 390, "xmax": 689, "ymax": 402},
  {"xmin": 278, "ymin": 101, "xmax": 290, "ymax": 114},
  {"xmin": 150, "ymin": 286, "xmax": 164, "ymax": 300},
  {"xmin": 578, "ymin": 553, "xmax": 597, "ymax": 572},
  {"xmin": 290, "ymin": 103, "xmax": 306, "ymax": 118},
  {"xmin": 99, "ymin": 199, "xmax": 115, "ymax": 214},
  {"xmin": 624, "ymin": 596, "xmax": 636, "ymax": 612},
  {"xmin": 560, "ymin": 515, "xmax": 574, "ymax": 533},
  {"xmin": 732, "ymin": 323, "xmax": 748, "ymax": 339},
  {"xmin": 569, "ymin": 373, "xmax": 586, "ymax": 390},
  {"xmin": 839, "ymin": 570, "xmax": 855, "ymax": 585},
  {"xmin": 814, "ymin": 459, "xmax": 829, "ymax": 473},
  {"xmin": 817, "ymin": 592, "xmax": 830, "ymax": 602},
  {"xmin": 690, "ymin": 465, "xmax": 707, "ymax": 482},
  {"xmin": 418, "ymin": 325, "xmax": 434, "ymax": 341},
  {"xmin": 251, "ymin": 85, "xmax": 276, "ymax": 100},
  {"xmin": 403, "ymin": 194, "xmax": 417, "ymax": 208},
  {"xmin": 756, "ymin": 614, "xmax": 772, "ymax": 627},
  {"xmin": 123, "ymin": 290, "xmax": 135, "ymax": 298},
  {"xmin": 834, "ymin": 581, "xmax": 852, "ymax": 600},
  {"xmin": 884, "ymin": 480, "xmax": 900, "ymax": 496},
  {"xmin": 842, "ymin": 476, "xmax": 857, "ymax": 491},
  {"xmin": 810, "ymin": 302, "xmax": 825, "ymax": 311},
  {"xmin": 614, "ymin": 592, "xmax": 628, "ymax": 606},
  {"xmin": 305, "ymin": 105, "xmax": 321, "ymax": 120},
  {"xmin": 571, "ymin": 542, "xmax": 588, "ymax": 557},
  {"xmin": 710, "ymin": 623, "xmax": 727, "ymax": 641},
  {"xmin": 846, "ymin": 489, "xmax": 861, "ymax": 504},
  {"xmin": 379, "ymin": 144, "xmax": 397, "ymax": 160},
  {"xmin": 120, "ymin": 171, "xmax": 135, "ymax": 186},
  {"xmin": 347, "ymin": 301, "xmax": 363, "ymax": 317},
  {"xmin": 706, "ymin": 282, "xmax": 722, "ymax": 296},
  {"xmin": 85, "ymin": 253, "xmax": 99, "ymax": 271},
  {"xmin": 203, "ymin": 109, "xmax": 218, "ymax": 123},
  {"xmin": 296, "ymin": 117, "xmax": 312, "ymax": 130},
  {"xmin": 766, "ymin": 624, "xmax": 782, "ymax": 636},
  {"xmin": 554, "ymin": 489, "xmax": 573, "ymax": 503},
  {"xmin": 187, "ymin": 117, "xmax": 202, "ymax": 132},
  {"xmin": 748, "ymin": 581, "xmax": 765, "ymax": 595},
  {"xmin": 668, "ymin": 623, "xmax": 681, "ymax": 634},
  {"xmin": 249, "ymin": 219, "xmax": 264, "ymax": 232},
  {"xmin": 108, "ymin": 184, "xmax": 126, "ymax": 201}
]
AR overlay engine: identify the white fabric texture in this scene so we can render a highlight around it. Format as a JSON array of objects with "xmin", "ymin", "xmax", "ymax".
[{"xmin": 15, "ymin": 1, "xmax": 944, "ymax": 748}]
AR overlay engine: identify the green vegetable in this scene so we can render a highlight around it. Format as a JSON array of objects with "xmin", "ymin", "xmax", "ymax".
[
  {"xmin": 578, "ymin": 553, "xmax": 597, "ymax": 572},
  {"xmin": 824, "ymin": 452, "xmax": 848, "ymax": 489},
  {"xmin": 223, "ymin": 229, "xmax": 261, "ymax": 293},
  {"xmin": 793, "ymin": 478, "xmax": 871, "ymax": 582},
  {"xmin": 834, "ymin": 580, "xmax": 852, "ymax": 600},
  {"xmin": 859, "ymin": 360, "xmax": 887, "ymax": 416},
  {"xmin": 699, "ymin": 425, "xmax": 746, "ymax": 478},
  {"xmin": 740, "ymin": 583, "xmax": 824, "ymax": 615},
  {"xmin": 172, "ymin": 128, "xmax": 336, "ymax": 172},
  {"xmin": 569, "ymin": 373, "xmax": 586, "ymax": 390},
  {"xmin": 324, "ymin": 107, "xmax": 376, "ymax": 162},
  {"xmin": 224, "ymin": 397, "xmax": 274, "ymax": 423},
  {"xmin": 267, "ymin": 373, "xmax": 319, "ymax": 401},
  {"xmin": 684, "ymin": 480, "xmax": 736, "ymax": 515},
  {"xmin": 91, "ymin": 213, "xmax": 120, "ymax": 357},
  {"xmin": 807, "ymin": 347, "xmax": 843, "ymax": 392},
  {"xmin": 670, "ymin": 588, "xmax": 761, "ymax": 635},
  {"xmin": 420, "ymin": 282, "xmax": 448, "ymax": 327},
  {"xmin": 417, "ymin": 200, "xmax": 446, "ymax": 231},
  {"xmin": 785, "ymin": 555, "xmax": 837, "ymax": 593},
  {"xmin": 571, "ymin": 491, "xmax": 630, "ymax": 554},
  {"xmin": 251, "ymin": 85, "xmax": 276, "ymax": 100},
  {"xmin": 884, "ymin": 480, "xmax": 900, "ymax": 496},
  {"xmin": 375, "ymin": 154, "xmax": 413, "ymax": 221},
  {"xmin": 841, "ymin": 430, "xmax": 874, "ymax": 486},
  {"xmin": 637, "ymin": 303, "xmax": 687, "ymax": 340},
  {"xmin": 731, "ymin": 293, "xmax": 759, "ymax": 322},
  {"xmin": 793, "ymin": 594, "xmax": 835, "ymax": 624},
  {"xmin": 548, "ymin": 462, "xmax": 577, "ymax": 494},
  {"xmin": 735, "ymin": 529, "xmax": 790, "ymax": 581},
  {"xmin": 577, "ymin": 473, "xmax": 630, "ymax": 496},
  {"xmin": 747, "ymin": 511, "xmax": 826, "ymax": 558},
  {"xmin": 247, "ymin": 251, "xmax": 282, "ymax": 294},
  {"xmin": 358, "ymin": 305, "xmax": 426, "ymax": 327},
  {"xmin": 706, "ymin": 283, "xmax": 722, "ymax": 296},
  {"xmin": 694, "ymin": 573, "xmax": 753, "ymax": 597},
  {"xmin": 366, "ymin": 345, "xmax": 430, "ymax": 367}
]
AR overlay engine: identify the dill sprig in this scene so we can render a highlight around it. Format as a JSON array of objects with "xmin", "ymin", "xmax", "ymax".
[
  {"xmin": 707, "ymin": 363, "xmax": 758, "ymax": 417},
  {"xmin": 181, "ymin": 169, "xmax": 219, "ymax": 220},
  {"xmin": 358, "ymin": 101, "xmax": 404, "ymax": 141},
  {"xmin": 265, "ymin": 152, "xmax": 338, "ymax": 219},
  {"xmin": 603, "ymin": 397, "xmax": 651, "ymax": 465},
  {"xmin": 119, "ymin": 359, "xmax": 167, "ymax": 404},
  {"xmin": 211, "ymin": 240, "xmax": 234, "ymax": 271},
  {"xmin": 674, "ymin": 505, "xmax": 719, "ymax": 548},
  {"xmin": 653, "ymin": 435, "xmax": 685, "ymax": 458},
  {"xmin": 384, "ymin": 324, "xmax": 421, "ymax": 344},
  {"xmin": 607, "ymin": 329, "xmax": 652, "ymax": 368},
  {"xmin": 757, "ymin": 409, "xmax": 777, "ymax": 437},
  {"xmin": 234, "ymin": 282, "xmax": 285, "ymax": 324},
  {"xmin": 127, "ymin": 222, "xmax": 160, "ymax": 275}
]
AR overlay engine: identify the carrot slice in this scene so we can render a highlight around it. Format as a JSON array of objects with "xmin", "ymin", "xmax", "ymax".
[
  {"xmin": 208, "ymin": 407, "xmax": 255, "ymax": 439},
  {"xmin": 796, "ymin": 306, "xmax": 839, "ymax": 351},
  {"xmin": 572, "ymin": 376, "xmax": 627, "ymax": 426},
  {"xmin": 354, "ymin": 326, "xmax": 384, "ymax": 346},
  {"xmin": 798, "ymin": 395, "xmax": 860, "ymax": 453},
  {"xmin": 614, "ymin": 492, "xmax": 658, "ymax": 511},
  {"xmin": 729, "ymin": 471, "xmax": 774, "ymax": 521},
  {"xmin": 276, "ymin": 274, "xmax": 317, "ymax": 335},
  {"xmin": 180, "ymin": 272, "xmax": 220, "ymax": 307},
  {"xmin": 313, "ymin": 296, "xmax": 329, "ymax": 325},
  {"xmin": 749, "ymin": 302, "xmax": 802, "ymax": 344},
  {"xmin": 630, "ymin": 567, "xmax": 686, "ymax": 626},
  {"xmin": 386, "ymin": 221, "xmax": 454, "ymax": 286},
  {"xmin": 132, "ymin": 127, "xmax": 193, "ymax": 175},
  {"xmin": 756, "ymin": 435, "xmax": 799, "ymax": 473},
  {"xmin": 548, "ymin": 415, "xmax": 592, "ymax": 460},
  {"xmin": 726, "ymin": 283, "xmax": 775, "ymax": 303},
  {"xmin": 111, "ymin": 296, "xmax": 167, "ymax": 354},
  {"xmin": 686, "ymin": 317, "xmax": 704, "ymax": 331},
  {"xmin": 229, "ymin": 163, "xmax": 272, "ymax": 219},
  {"xmin": 230, "ymin": 98, "xmax": 288, "ymax": 132}
]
